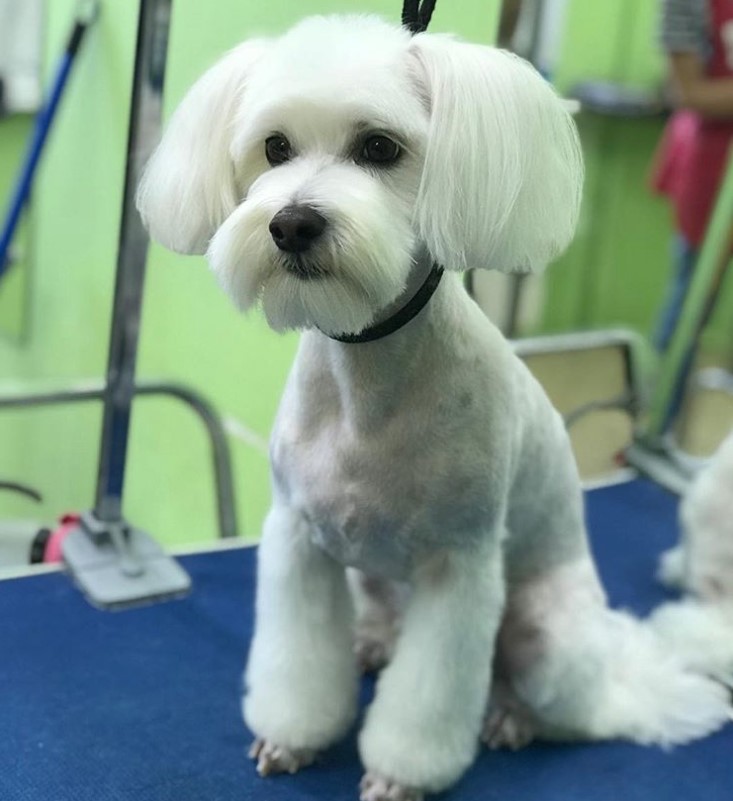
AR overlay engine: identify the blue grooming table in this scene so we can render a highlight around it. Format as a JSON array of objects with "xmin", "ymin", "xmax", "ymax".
[{"xmin": 1, "ymin": 479, "xmax": 731, "ymax": 801}]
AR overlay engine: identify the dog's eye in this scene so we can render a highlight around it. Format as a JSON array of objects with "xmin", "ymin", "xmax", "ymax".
[
  {"xmin": 265, "ymin": 134, "xmax": 292, "ymax": 166},
  {"xmin": 361, "ymin": 135, "xmax": 400, "ymax": 165}
]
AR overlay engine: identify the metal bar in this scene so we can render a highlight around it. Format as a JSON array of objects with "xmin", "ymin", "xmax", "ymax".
[
  {"xmin": 564, "ymin": 393, "xmax": 636, "ymax": 429},
  {"xmin": 135, "ymin": 383, "xmax": 239, "ymax": 540},
  {"xmin": 644, "ymin": 148, "xmax": 733, "ymax": 438},
  {"xmin": 93, "ymin": 0, "xmax": 171, "ymax": 522},
  {"xmin": 0, "ymin": 379, "xmax": 239, "ymax": 539},
  {"xmin": 511, "ymin": 327, "xmax": 644, "ymax": 358},
  {"xmin": 504, "ymin": 274, "xmax": 526, "ymax": 338},
  {"xmin": 623, "ymin": 441, "xmax": 692, "ymax": 496},
  {"xmin": 526, "ymin": 0, "xmax": 546, "ymax": 66},
  {"xmin": 512, "ymin": 328, "xmax": 647, "ymax": 428}
]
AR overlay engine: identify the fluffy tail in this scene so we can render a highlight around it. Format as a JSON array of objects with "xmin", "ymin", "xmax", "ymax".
[
  {"xmin": 509, "ymin": 605, "xmax": 732, "ymax": 747},
  {"xmin": 649, "ymin": 599, "xmax": 733, "ymax": 686},
  {"xmin": 581, "ymin": 606, "xmax": 733, "ymax": 746}
]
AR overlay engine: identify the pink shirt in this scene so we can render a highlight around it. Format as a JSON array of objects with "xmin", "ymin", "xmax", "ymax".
[{"xmin": 652, "ymin": 0, "xmax": 733, "ymax": 247}]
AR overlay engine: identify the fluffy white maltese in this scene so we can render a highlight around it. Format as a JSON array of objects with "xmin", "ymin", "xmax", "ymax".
[
  {"xmin": 650, "ymin": 431, "xmax": 733, "ymax": 692},
  {"xmin": 137, "ymin": 15, "xmax": 733, "ymax": 801},
  {"xmin": 659, "ymin": 430, "xmax": 733, "ymax": 602}
]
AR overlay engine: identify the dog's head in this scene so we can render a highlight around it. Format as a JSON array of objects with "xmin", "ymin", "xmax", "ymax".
[{"xmin": 137, "ymin": 15, "xmax": 582, "ymax": 336}]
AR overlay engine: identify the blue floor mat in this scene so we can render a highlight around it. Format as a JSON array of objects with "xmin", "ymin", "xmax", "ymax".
[{"xmin": 1, "ymin": 479, "xmax": 731, "ymax": 801}]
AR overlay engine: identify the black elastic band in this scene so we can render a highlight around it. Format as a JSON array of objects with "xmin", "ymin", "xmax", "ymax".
[
  {"xmin": 325, "ymin": 1, "xmax": 441, "ymax": 345},
  {"xmin": 402, "ymin": 0, "xmax": 437, "ymax": 34},
  {"xmin": 327, "ymin": 264, "xmax": 444, "ymax": 344},
  {"xmin": 67, "ymin": 21, "xmax": 87, "ymax": 56},
  {"xmin": 66, "ymin": 3, "xmax": 99, "ymax": 57},
  {"xmin": 29, "ymin": 528, "xmax": 52, "ymax": 564}
]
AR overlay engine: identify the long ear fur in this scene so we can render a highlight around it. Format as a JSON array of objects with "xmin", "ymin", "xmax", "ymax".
[
  {"xmin": 136, "ymin": 41, "xmax": 269, "ymax": 254},
  {"xmin": 409, "ymin": 35, "xmax": 583, "ymax": 273}
]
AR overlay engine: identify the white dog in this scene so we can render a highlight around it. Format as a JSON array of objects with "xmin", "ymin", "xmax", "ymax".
[
  {"xmin": 659, "ymin": 430, "xmax": 733, "ymax": 602},
  {"xmin": 137, "ymin": 15, "xmax": 733, "ymax": 801},
  {"xmin": 651, "ymin": 432, "xmax": 733, "ymax": 691}
]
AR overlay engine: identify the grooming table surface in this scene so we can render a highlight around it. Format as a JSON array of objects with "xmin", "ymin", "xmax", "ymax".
[{"xmin": 2, "ymin": 479, "xmax": 731, "ymax": 801}]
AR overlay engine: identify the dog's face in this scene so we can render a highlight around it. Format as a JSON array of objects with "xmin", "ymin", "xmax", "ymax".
[
  {"xmin": 209, "ymin": 18, "xmax": 429, "ymax": 335},
  {"xmin": 137, "ymin": 15, "xmax": 583, "ymax": 336}
]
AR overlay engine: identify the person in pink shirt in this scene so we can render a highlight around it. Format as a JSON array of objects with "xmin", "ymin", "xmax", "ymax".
[{"xmin": 651, "ymin": 0, "xmax": 733, "ymax": 429}]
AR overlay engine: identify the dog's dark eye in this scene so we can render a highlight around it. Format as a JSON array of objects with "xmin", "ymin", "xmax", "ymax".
[
  {"xmin": 265, "ymin": 134, "xmax": 292, "ymax": 166},
  {"xmin": 361, "ymin": 135, "xmax": 400, "ymax": 165}
]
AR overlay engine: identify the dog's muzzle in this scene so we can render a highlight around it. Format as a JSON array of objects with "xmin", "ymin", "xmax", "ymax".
[{"xmin": 269, "ymin": 205, "xmax": 327, "ymax": 254}]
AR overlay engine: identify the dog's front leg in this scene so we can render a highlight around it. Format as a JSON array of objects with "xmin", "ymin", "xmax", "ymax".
[
  {"xmin": 359, "ymin": 537, "xmax": 504, "ymax": 800},
  {"xmin": 243, "ymin": 503, "xmax": 359, "ymax": 775}
]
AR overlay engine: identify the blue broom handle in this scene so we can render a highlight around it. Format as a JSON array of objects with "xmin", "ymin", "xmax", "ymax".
[{"xmin": 0, "ymin": 12, "xmax": 94, "ymax": 277}]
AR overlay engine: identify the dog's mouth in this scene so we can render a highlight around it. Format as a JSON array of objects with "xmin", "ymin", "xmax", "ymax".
[{"xmin": 282, "ymin": 255, "xmax": 329, "ymax": 281}]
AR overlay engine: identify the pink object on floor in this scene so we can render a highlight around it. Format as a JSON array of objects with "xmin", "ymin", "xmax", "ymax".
[{"xmin": 43, "ymin": 514, "xmax": 80, "ymax": 563}]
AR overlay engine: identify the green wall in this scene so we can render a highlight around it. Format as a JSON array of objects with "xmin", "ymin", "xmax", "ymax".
[
  {"xmin": 2, "ymin": 0, "xmax": 729, "ymax": 550},
  {"xmin": 0, "ymin": 0, "xmax": 500, "ymax": 546},
  {"xmin": 545, "ymin": 0, "xmax": 732, "ymax": 351}
]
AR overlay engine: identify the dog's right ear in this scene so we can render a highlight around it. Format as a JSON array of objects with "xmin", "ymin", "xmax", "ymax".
[
  {"xmin": 408, "ymin": 35, "xmax": 583, "ymax": 274},
  {"xmin": 136, "ymin": 41, "xmax": 269, "ymax": 255}
]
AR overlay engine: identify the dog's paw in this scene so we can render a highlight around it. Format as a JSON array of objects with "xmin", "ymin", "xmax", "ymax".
[
  {"xmin": 354, "ymin": 634, "xmax": 393, "ymax": 674},
  {"xmin": 359, "ymin": 772, "xmax": 423, "ymax": 801},
  {"xmin": 248, "ymin": 738, "xmax": 316, "ymax": 777},
  {"xmin": 481, "ymin": 704, "xmax": 536, "ymax": 751}
]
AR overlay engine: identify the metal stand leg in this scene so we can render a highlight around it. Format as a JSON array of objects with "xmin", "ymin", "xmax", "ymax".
[
  {"xmin": 0, "ymin": 379, "xmax": 239, "ymax": 540},
  {"xmin": 62, "ymin": 0, "xmax": 191, "ymax": 609},
  {"xmin": 505, "ymin": 274, "xmax": 526, "ymax": 338}
]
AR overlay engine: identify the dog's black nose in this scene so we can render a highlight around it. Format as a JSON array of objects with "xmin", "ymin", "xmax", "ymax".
[{"xmin": 269, "ymin": 205, "xmax": 327, "ymax": 253}]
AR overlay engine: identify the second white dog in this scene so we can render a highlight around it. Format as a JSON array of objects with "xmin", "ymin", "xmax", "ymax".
[
  {"xmin": 137, "ymin": 15, "xmax": 733, "ymax": 801},
  {"xmin": 659, "ymin": 430, "xmax": 733, "ymax": 601}
]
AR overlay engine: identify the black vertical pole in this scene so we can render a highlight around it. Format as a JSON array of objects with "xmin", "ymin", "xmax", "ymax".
[{"xmin": 94, "ymin": 0, "xmax": 172, "ymax": 522}]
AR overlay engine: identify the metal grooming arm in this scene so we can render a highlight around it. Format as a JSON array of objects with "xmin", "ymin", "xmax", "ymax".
[{"xmin": 62, "ymin": 0, "xmax": 192, "ymax": 609}]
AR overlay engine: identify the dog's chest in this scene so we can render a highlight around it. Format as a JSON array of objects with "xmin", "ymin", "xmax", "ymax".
[{"xmin": 272, "ymin": 410, "xmax": 491, "ymax": 580}]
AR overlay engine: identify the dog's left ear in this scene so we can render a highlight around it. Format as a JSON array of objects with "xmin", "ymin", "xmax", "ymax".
[
  {"xmin": 408, "ymin": 35, "xmax": 583, "ymax": 273},
  {"xmin": 136, "ymin": 40, "xmax": 269, "ymax": 255}
]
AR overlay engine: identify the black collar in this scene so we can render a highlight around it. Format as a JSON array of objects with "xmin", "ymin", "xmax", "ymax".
[{"xmin": 325, "ymin": 264, "xmax": 444, "ymax": 344}]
